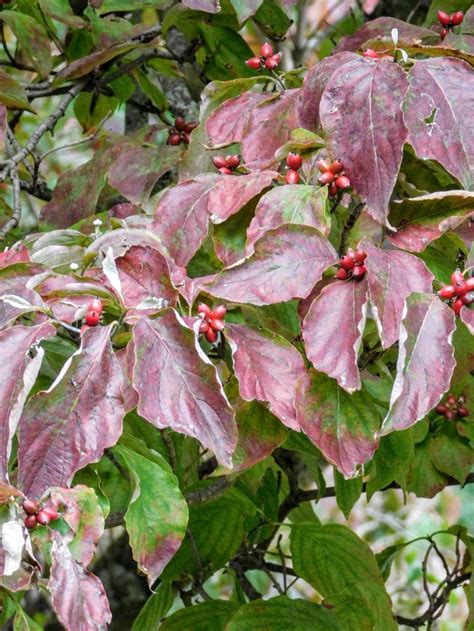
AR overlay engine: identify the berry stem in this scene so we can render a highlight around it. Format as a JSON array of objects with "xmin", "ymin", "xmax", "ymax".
[
  {"xmin": 338, "ymin": 201, "xmax": 364, "ymax": 256},
  {"xmin": 268, "ymin": 69, "xmax": 286, "ymax": 92}
]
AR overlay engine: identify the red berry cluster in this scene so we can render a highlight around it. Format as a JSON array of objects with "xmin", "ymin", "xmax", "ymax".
[
  {"xmin": 435, "ymin": 394, "xmax": 469, "ymax": 420},
  {"xmin": 336, "ymin": 248, "xmax": 368, "ymax": 281},
  {"xmin": 246, "ymin": 42, "xmax": 282, "ymax": 71},
  {"xmin": 363, "ymin": 48, "xmax": 380, "ymax": 59},
  {"xmin": 198, "ymin": 303, "xmax": 226, "ymax": 344},
  {"xmin": 437, "ymin": 10, "xmax": 464, "ymax": 40},
  {"xmin": 317, "ymin": 159, "xmax": 351, "ymax": 197},
  {"xmin": 212, "ymin": 155, "xmax": 241, "ymax": 175},
  {"xmin": 437, "ymin": 270, "xmax": 474, "ymax": 315},
  {"xmin": 22, "ymin": 499, "xmax": 59, "ymax": 530},
  {"xmin": 285, "ymin": 153, "xmax": 303, "ymax": 184},
  {"xmin": 84, "ymin": 298, "xmax": 103, "ymax": 327},
  {"xmin": 167, "ymin": 116, "xmax": 198, "ymax": 146}
]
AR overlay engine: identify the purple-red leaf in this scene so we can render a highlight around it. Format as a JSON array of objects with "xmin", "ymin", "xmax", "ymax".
[
  {"xmin": 381, "ymin": 293, "xmax": 456, "ymax": 434},
  {"xmin": 206, "ymin": 92, "xmax": 271, "ymax": 147},
  {"xmin": 49, "ymin": 531, "xmax": 111, "ymax": 630},
  {"xmin": 295, "ymin": 370, "xmax": 381, "ymax": 477},
  {"xmin": 0, "ymin": 244, "xmax": 29, "ymax": 268},
  {"xmin": 460, "ymin": 307, "xmax": 474, "ymax": 335},
  {"xmin": 226, "ymin": 324, "xmax": 306, "ymax": 430},
  {"xmin": 208, "ymin": 171, "xmax": 276, "ymax": 224},
  {"xmin": 204, "ymin": 225, "xmax": 338, "ymax": 306},
  {"xmin": 0, "ymin": 323, "xmax": 55, "ymax": 482},
  {"xmin": 404, "ymin": 58, "xmax": 474, "ymax": 190},
  {"xmin": 302, "ymin": 279, "xmax": 369, "ymax": 393},
  {"xmin": 319, "ymin": 57, "xmax": 408, "ymax": 227},
  {"xmin": 132, "ymin": 310, "xmax": 237, "ymax": 467},
  {"xmin": 363, "ymin": 241, "xmax": 434, "ymax": 348},
  {"xmin": 18, "ymin": 325, "xmax": 124, "ymax": 498},
  {"xmin": 116, "ymin": 343, "xmax": 138, "ymax": 413}
]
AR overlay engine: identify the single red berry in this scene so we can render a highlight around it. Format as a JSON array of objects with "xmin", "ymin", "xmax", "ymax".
[
  {"xmin": 24, "ymin": 515, "xmax": 37, "ymax": 530},
  {"xmin": 316, "ymin": 159, "xmax": 330, "ymax": 173},
  {"xmin": 438, "ymin": 285, "xmax": 457, "ymax": 300},
  {"xmin": 167, "ymin": 133, "xmax": 181, "ymax": 146},
  {"xmin": 260, "ymin": 42, "xmax": 274, "ymax": 57},
  {"xmin": 182, "ymin": 132, "xmax": 190, "ymax": 145},
  {"xmin": 36, "ymin": 510, "xmax": 51, "ymax": 526},
  {"xmin": 462, "ymin": 291, "xmax": 474, "ymax": 305},
  {"xmin": 22, "ymin": 499, "xmax": 39, "ymax": 515},
  {"xmin": 440, "ymin": 27, "xmax": 448, "ymax": 40},
  {"xmin": 209, "ymin": 318, "xmax": 225, "ymax": 332},
  {"xmin": 452, "ymin": 298, "xmax": 464, "ymax": 315},
  {"xmin": 42, "ymin": 507, "xmax": 59, "ymax": 521},
  {"xmin": 205, "ymin": 328, "xmax": 218, "ymax": 343},
  {"xmin": 353, "ymin": 249, "xmax": 367, "ymax": 264},
  {"xmin": 89, "ymin": 298, "xmax": 103, "ymax": 314},
  {"xmin": 457, "ymin": 406, "xmax": 470, "ymax": 417},
  {"xmin": 329, "ymin": 160, "xmax": 344, "ymax": 174},
  {"xmin": 246, "ymin": 57, "xmax": 262, "ymax": 70},
  {"xmin": 226, "ymin": 155, "xmax": 241, "ymax": 169},
  {"xmin": 85, "ymin": 310, "xmax": 100, "ymax": 326},
  {"xmin": 446, "ymin": 394, "xmax": 457, "ymax": 405},
  {"xmin": 199, "ymin": 321, "xmax": 210, "ymax": 334},
  {"xmin": 198, "ymin": 303, "xmax": 212, "ymax": 317},
  {"xmin": 211, "ymin": 305, "xmax": 227, "ymax": 320},
  {"xmin": 265, "ymin": 54, "xmax": 281, "ymax": 70},
  {"xmin": 363, "ymin": 48, "xmax": 379, "ymax": 59},
  {"xmin": 435, "ymin": 404, "xmax": 447, "ymax": 415},
  {"xmin": 174, "ymin": 116, "xmax": 186, "ymax": 131},
  {"xmin": 286, "ymin": 153, "xmax": 303, "ymax": 170},
  {"xmin": 352, "ymin": 265, "xmax": 367, "ymax": 280},
  {"xmin": 437, "ymin": 10, "xmax": 451, "ymax": 25},
  {"xmin": 319, "ymin": 171, "xmax": 335, "ymax": 185},
  {"xmin": 465, "ymin": 277, "xmax": 474, "ymax": 291},
  {"xmin": 336, "ymin": 268, "xmax": 350, "ymax": 280},
  {"xmin": 286, "ymin": 169, "xmax": 300, "ymax": 184},
  {"xmin": 328, "ymin": 182, "xmax": 339, "ymax": 197},
  {"xmin": 219, "ymin": 167, "xmax": 233, "ymax": 175},
  {"xmin": 185, "ymin": 122, "xmax": 198, "ymax": 133},
  {"xmin": 340, "ymin": 255, "xmax": 355, "ymax": 271},
  {"xmin": 451, "ymin": 269, "xmax": 464, "ymax": 287},
  {"xmin": 212, "ymin": 156, "xmax": 228, "ymax": 169},
  {"xmin": 335, "ymin": 175, "xmax": 351, "ymax": 190},
  {"xmin": 445, "ymin": 409, "xmax": 456, "ymax": 420},
  {"xmin": 450, "ymin": 11, "xmax": 464, "ymax": 25}
]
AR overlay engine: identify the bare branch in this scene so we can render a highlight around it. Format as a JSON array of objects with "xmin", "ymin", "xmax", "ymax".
[{"xmin": 0, "ymin": 165, "xmax": 21, "ymax": 239}]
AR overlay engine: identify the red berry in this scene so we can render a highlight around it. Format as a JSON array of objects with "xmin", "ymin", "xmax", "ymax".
[
  {"xmin": 85, "ymin": 310, "xmax": 100, "ymax": 326},
  {"xmin": 328, "ymin": 182, "xmax": 339, "ymax": 197},
  {"xmin": 455, "ymin": 281, "xmax": 469, "ymax": 296},
  {"xmin": 452, "ymin": 298, "xmax": 464, "ymax": 315},
  {"xmin": 286, "ymin": 153, "xmax": 302, "ymax": 170},
  {"xmin": 353, "ymin": 249, "xmax": 367, "ymax": 264},
  {"xmin": 265, "ymin": 54, "xmax": 281, "ymax": 70},
  {"xmin": 219, "ymin": 167, "xmax": 233, "ymax": 175},
  {"xmin": 36, "ymin": 510, "xmax": 51, "ymax": 526},
  {"xmin": 352, "ymin": 265, "xmax": 367, "ymax": 280},
  {"xmin": 89, "ymin": 298, "xmax": 103, "ymax": 314},
  {"xmin": 198, "ymin": 303, "xmax": 212, "ymax": 317},
  {"xmin": 438, "ymin": 285, "xmax": 456, "ymax": 300},
  {"xmin": 167, "ymin": 133, "xmax": 181, "ymax": 146},
  {"xmin": 209, "ymin": 318, "xmax": 225, "ymax": 332},
  {"xmin": 440, "ymin": 27, "xmax": 448, "ymax": 40},
  {"xmin": 286, "ymin": 169, "xmax": 300, "ymax": 185},
  {"xmin": 340, "ymin": 255, "xmax": 355, "ymax": 271},
  {"xmin": 260, "ymin": 42, "xmax": 273, "ymax": 57},
  {"xmin": 246, "ymin": 57, "xmax": 262, "ymax": 70},
  {"xmin": 457, "ymin": 406, "xmax": 470, "ymax": 417},
  {"xmin": 335, "ymin": 175, "xmax": 351, "ymax": 190},
  {"xmin": 462, "ymin": 291, "xmax": 474, "ymax": 305},
  {"xmin": 319, "ymin": 171, "xmax": 335, "ymax": 185},
  {"xmin": 437, "ymin": 10, "xmax": 451, "ymax": 25},
  {"xmin": 446, "ymin": 394, "xmax": 457, "ymax": 406},
  {"xmin": 445, "ymin": 409, "xmax": 455, "ymax": 420},
  {"xmin": 174, "ymin": 116, "xmax": 186, "ymax": 131},
  {"xmin": 212, "ymin": 156, "xmax": 228, "ymax": 169},
  {"xmin": 199, "ymin": 321, "xmax": 209, "ymax": 334},
  {"xmin": 450, "ymin": 11, "xmax": 464, "ymax": 25},
  {"xmin": 42, "ymin": 507, "xmax": 59, "ymax": 521},
  {"xmin": 182, "ymin": 132, "xmax": 190, "ymax": 145},
  {"xmin": 336, "ymin": 268, "xmax": 350, "ymax": 280},
  {"xmin": 316, "ymin": 159, "xmax": 330, "ymax": 173},
  {"xmin": 435, "ymin": 404, "xmax": 447, "ymax": 415},
  {"xmin": 363, "ymin": 48, "xmax": 379, "ymax": 59},
  {"xmin": 22, "ymin": 499, "xmax": 39, "ymax": 515},
  {"xmin": 211, "ymin": 305, "xmax": 227, "ymax": 320},
  {"xmin": 205, "ymin": 328, "xmax": 218, "ymax": 343},
  {"xmin": 465, "ymin": 277, "xmax": 474, "ymax": 291},
  {"xmin": 329, "ymin": 160, "xmax": 344, "ymax": 174},
  {"xmin": 226, "ymin": 155, "xmax": 241, "ymax": 169},
  {"xmin": 24, "ymin": 515, "xmax": 37, "ymax": 530},
  {"xmin": 185, "ymin": 122, "xmax": 198, "ymax": 133},
  {"xmin": 451, "ymin": 270, "xmax": 464, "ymax": 287}
]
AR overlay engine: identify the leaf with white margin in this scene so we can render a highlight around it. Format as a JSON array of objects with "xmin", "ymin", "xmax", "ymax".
[
  {"xmin": 1, "ymin": 520, "xmax": 25, "ymax": 576},
  {"xmin": 102, "ymin": 247, "xmax": 124, "ymax": 303}
]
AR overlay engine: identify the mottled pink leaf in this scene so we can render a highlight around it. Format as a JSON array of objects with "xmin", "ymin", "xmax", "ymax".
[
  {"xmin": 0, "ymin": 263, "xmax": 45, "ymax": 329},
  {"xmin": 206, "ymin": 92, "xmax": 270, "ymax": 147},
  {"xmin": 208, "ymin": 171, "xmax": 276, "ymax": 223},
  {"xmin": 0, "ymin": 482, "xmax": 22, "ymax": 504},
  {"xmin": 404, "ymin": 58, "xmax": 474, "ymax": 190},
  {"xmin": 363, "ymin": 241, "xmax": 434, "ymax": 348},
  {"xmin": 107, "ymin": 202, "xmax": 139, "ymax": 220},
  {"xmin": 132, "ymin": 310, "xmax": 237, "ymax": 467},
  {"xmin": 319, "ymin": 57, "xmax": 408, "ymax": 227},
  {"xmin": 49, "ymin": 532, "xmax": 111, "ymax": 630},
  {"xmin": 381, "ymin": 293, "xmax": 456, "ymax": 434},
  {"xmin": 302, "ymin": 279, "xmax": 369, "ymax": 393},
  {"xmin": 0, "ymin": 323, "xmax": 55, "ymax": 482},
  {"xmin": 0, "ymin": 244, "xmax": 29, "ymax": 268},
  {"xmin": 18, "ymin": 325, "xmax": 124, "ymax": 498},
  {"xmin": 460, "ymin": 308, "xmax": 474, "ymax": 335},
  {"xmin": 295, "ymin": 370, "xmax": 381, "ymax": 477},
  {"xmin": 204, "ymin": 225, "xmax": 338, "ymax": 306},
  {"xmin": 246, "ymin": 185, "xmax": 330, "ymax": 253},
  {"xmin": 182, "ymin": 0, "xmax": 218, "ymax": 12},
  {"xmin": 226, "ymin": 323, "xmax": 306, "ymax": 430},
  {"xmin": 151, "ymin": 175, "xmax": 219, "ymax": 266},
  {"xmin": 116, "ymin": 343, "xmax": 138, "ymax": 413},
  {"xmin": 388, "ymin": 191, "xmax": 474, "ymax": 251}
]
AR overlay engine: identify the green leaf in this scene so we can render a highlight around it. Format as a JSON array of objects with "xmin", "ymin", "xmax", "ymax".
[
  {"xmin": 428, "ymin": 426, "xmax": 474, "ymax": 483},
  {"xmin": 404, "ymin": 439, "xmax": 450, "ymax": 498},
  {"xmin": 0, "ymin": 69, "xmax": 35, "ymax": 112},
  {"xmin": 226, "ymin": 596, "xmax": 342, "ymax": 630},
  {"xmin": 229, "ymin": 0, "xmax": 264, "ymax": 24},
  {"xmin": 328, "ymin": 581, "xmax": 397, "ymax": 631},
  {"xmin": 197, "ymin": 24, "xmax": 256, "ymax": 81},
  {"xmin": 134, "ymin": 69, "xmax": 168, "ymax": 110},
  {"xmin": 132, "ymin": 582, "xmax": 174, "ymax": 631},
  {"xmin": 13, "ymin": 605, "xmax": 43, "ymax": 631},
  {"xmin": 98, "ymin": 0, "xmax": 173, "ymax": 12},
  {"xmin": 38, "ymin": 0, "xmax": 85, "ymax": 28},
  {"xmin": 74, "ymin": 92, "xmax": 119, "ymax": 132},
  {"xmin": 0, "ymin": 11, "xmax": 52, "ymax": 77},
  {"xmin": 161, "ymin": 600, "xmax": 239, "ymax": 630},
  {"xmin": 253, "ymin": 0, "xmax": 291, "ymax": 38},
  {"xmin": 365, "ymin": 429, "xmax": 414, "ymax": 499},
  {"xmin": 115, "ymin": 444, "xmax": 189, "ymax": 586},
  {"xmin": 334, "ymin": 470, "xmax": 363, "ymax": 519}
]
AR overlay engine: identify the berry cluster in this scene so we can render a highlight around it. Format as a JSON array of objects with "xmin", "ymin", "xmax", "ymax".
[
  {"xmin": 84, "ymin": 298, "xmax": 103, "ymax": 327},
  {"xmin": 336, "ymin": 248, "xmax": 368, "ymax": 281},
  {"xmin": 22, "ymin": 499, "xmax": 59, "ymax": 530},
  {"xmin": 435, "ymin": 394, "xmax": 469, "ymax": 420},
  {"xmin": 317, "ymin": 159, "xmax": 351, "ymax": 197},
  {"xmin": 437, "ymin": 10, "xmax": 464, "ymax": 40},
  {"xmin": 437, "ymin": 270, "xmax": 473, "ymax": 315},
  {"xmin": 212, "ymin": 155, "xmax": 241, "ymax": 175},
  {"xmin": 167, "ymin": 116, "xmax": 198, "ymax": 146},
  {"xmin": 198, "ymin": 303, "xmax": 226, "ymax": 344},
  {"xmin": 363, "ymin": 49, "xmax": 380, "ymax": 59},
  {"xmin": 285, "ymin": 153, "xmax": 303, "ymax": 184},
  {"xmin": 246, "ymin": 42, "xmax": 282, "ymax": 71}
]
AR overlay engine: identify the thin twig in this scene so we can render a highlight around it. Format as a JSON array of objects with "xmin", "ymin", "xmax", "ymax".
[{"xmin": 0, "ymin": 165, "xmax": 21, "ymax": 238}]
